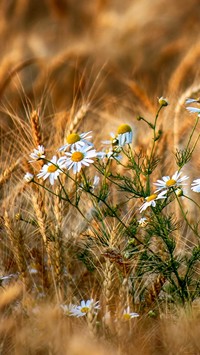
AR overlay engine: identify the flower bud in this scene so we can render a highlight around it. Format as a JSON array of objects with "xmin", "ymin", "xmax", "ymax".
[{"xmin": 158, "ymin": 97, "xmax": 169, "ymax": 106}]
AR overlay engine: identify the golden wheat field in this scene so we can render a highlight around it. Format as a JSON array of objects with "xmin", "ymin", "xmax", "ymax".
[{"xmin": 1, "ymin": 1, "xmax": 200, "ymax": 354}]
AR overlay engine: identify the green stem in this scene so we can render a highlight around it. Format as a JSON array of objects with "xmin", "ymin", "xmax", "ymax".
[
  {"xmin": 185, "ymin": 116, "xmax": 199, "ymax": 152},
  {"xmin": 174, "ymin": 193, "xmax": 199, "ymax": 237}
]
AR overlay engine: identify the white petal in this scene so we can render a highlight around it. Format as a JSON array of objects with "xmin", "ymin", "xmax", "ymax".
[{"xmin": 186, "ymin": 107, "xmax": 200, "ymax": 114}]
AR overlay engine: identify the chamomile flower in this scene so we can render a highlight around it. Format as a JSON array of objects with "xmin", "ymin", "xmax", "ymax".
[
  {"xmin": 153, "ymin": 171, "xmax": 189, "ymax": 193},
  {"xmin": 37, "ymin": 156, "xmax": 62, "ymax": 185},
  {"xmin": 24, "ymin": 172, "xmax": 34, "ymax": 183},
  {"xmin": 71, "ymin": 299, "xmax": 100, "ymax": 317},
  {"xmin": 29, "ymin": 145, "xmax": 45, "ymax": 161},
  {"xmin": 117, "ymin": 124, "xmax": 133, "ymax": 146},
  {"xmin": 59, "ymin": 131, "xmax": 93, "ymax": 152},
  {"xmin": 139, "ymin": 191, "xmax": 167, "ymax": 213},
  {"xmin": 122, "ymin": 306, "xmax": 139, "ymax": 321},
  {"xmin": 58, "ymin": 145, "xmax": 97, "ymax": 174},
  {"xmin": 191, "ymin": 179, "xmax": 200, "ymax": 193},
  {"xmin": 60, "ymin": 304, "xmax": 76, "ymax": 316}
]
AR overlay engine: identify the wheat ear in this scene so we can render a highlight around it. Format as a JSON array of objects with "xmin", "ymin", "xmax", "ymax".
[
  {"xmin": 145, "ymin": 274, "xmax": 166, "ymax": 307},
  {"xmin": 30, "ymin": 110, "xmax": 43, "ymax": 147},
  {"xmin": 3, "ymin": 211, "xmax": 27, "ymax": 286},
  {"xmin": 31, "ymin": 186, "xmax": 52, "ymax": 290},
  {"xmin": 66, "ymin": 103, "xmax": 90, "ymax": 136},
  {"xmin": 0, "ymin": 158, "xmax": 21, "ymax": 186}
]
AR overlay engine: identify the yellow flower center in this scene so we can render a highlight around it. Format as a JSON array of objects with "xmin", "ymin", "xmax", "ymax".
[
  {"xmin": 81, "ymin": 307, "xmax": 89, "ymax": 313},
  {"xmin": 47, "ymin": 165, "xmax": 58, "ymax": 173},
  {"xmin": 146, "ymin": 194, "xmax": 157, "ymax": 202},
  {"xmin": 117, "ymin": 124, "xmax": 132, "ymax": 134},
  {"xmin": 166, "ymin": 179, "xmax": 176, "ymax": 187},
  {"xmin": 71, "ymin": 151, "xmax": 84, "ymax": 162},
  {"xmin": 123, "ymin": 313, "xmax": 131, "ymax": 320},
  {"xmin": 66, "ymin": 133, "xmax": 81, "ymax": 144}
]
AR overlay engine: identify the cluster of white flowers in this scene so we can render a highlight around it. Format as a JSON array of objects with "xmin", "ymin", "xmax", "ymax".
[
  {"xmin": 24, "ymin": 124, "xmax": 133, "ymax": 186},
  {"xmin": 24, "ymin": 131, "xmax": 98, "ymax": 185},
  {"xmin": 60, "ymin": 299, "xmax": 139, "ymax": 322},
  {"xmin": 24, "ymin": 97, "xmax": 200, "ymax": 212},
  {"xmin": 60, "ymin": 299, "xmax": 100, "ymax": 317},
  {"xmin": 139, "ymin": 169, "xmax": 200, "ymax": 213}
]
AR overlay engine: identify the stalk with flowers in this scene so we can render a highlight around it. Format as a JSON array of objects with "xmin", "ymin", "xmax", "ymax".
[
  {"xmin": 21, "ymin": 96, "xmax": 200, "ymax": 307},
  {"xmin": 1, "ymin": 93, "xmax": 200, "ymax": 352}
]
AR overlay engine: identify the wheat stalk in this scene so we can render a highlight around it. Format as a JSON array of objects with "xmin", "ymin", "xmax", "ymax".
[
  {"xmin": 30, "ymin": 110, "xmax": 43, "ymax": 147},
  {"xmin": 31, "ymin": 185, "xmax": 52, "ymax": 290},
  {"xmin": 0, "ymin": 158, "xmax": 21, "ymax": 186},
  {"xmin": 53, "ymin": 188, "xmax": 66, "ymax": 298},
  {"xmin": 3, "ymin": 211, "xmax": 27, "ymax": 286},
  {"xmin": 66, "ymin": 103, "xmax": 90, "ymax": 136}
]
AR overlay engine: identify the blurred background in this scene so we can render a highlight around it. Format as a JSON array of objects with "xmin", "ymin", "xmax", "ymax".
[
  {"xmin": 0, "ymin": 0, "xmax": 200, "ymax": 152},
  {"xmin": 0, "ymin": 0, "xmax": 199, "ymax": 102}
]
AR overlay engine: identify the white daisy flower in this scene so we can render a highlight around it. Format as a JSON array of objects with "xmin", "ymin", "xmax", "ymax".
[
  {"xmin": 117, "ymin": 124, "xmax": 133, "ymax": 146},
  {"xmin": 158, "ymin": 96, "xmax": 169, "ymax": 106},
  {"xmin": 185, "ymin": 98, "xmax": 200, "ymax": 104},
  {"xmin": 153, "ymin": 171, "xmax": 189, "ymax": 193},
  {"xmin": 60, "ymin": 304, "xmax": 76, "ymax": 316},
  {"xmin": 138, "ymin": 217, "xmax": 148, "ymax": 227},
  {"xmin": 186, "ymin": 107, "xmax": 200, "ymax": 116},
  {"xmin": 122, "ymin": 306, "xmax": 139, "ymax": 321},
  {"xmin": 24, "ymin": 172, "xmax": 34, "ymax": 183},
  {"xmin": 29, "ymin": 145, "xmax": 45, "ymax": 161},
  {"xmin": 139, "ymin": 191, "xmax": 167, "ymax": 213},
  {"xmin": 59, "ymin": 131, "xmax": 93, "ymax": 152},
  {"xmin": 70, "ymin": 299, "xmax": 100, "ymax": 317},
  {"xmin": 58, "ymin": 145, "xmax": 97, "ymax": 174},
  {"xmin": 37, "ymin": 156, "xmax": 62, "ymax": 185},
  {"xmin": 191, "ymin": 179, "xmax": 200, "ymax": 193}
]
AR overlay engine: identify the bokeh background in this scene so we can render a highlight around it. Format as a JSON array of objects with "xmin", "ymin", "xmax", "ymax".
[
  {"xmin": 0, "ymin": 0, "xmax": 200, "ymax": 164},
  {"xmin": 0, "ymin": 0, "xmax": 199, "ymax": 102}
]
